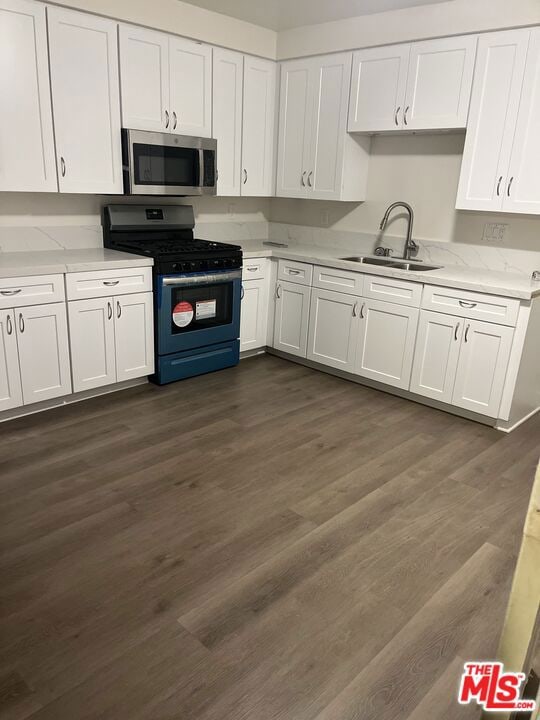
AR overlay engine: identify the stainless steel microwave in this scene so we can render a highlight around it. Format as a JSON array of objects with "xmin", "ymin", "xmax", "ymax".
[{"xmin": 121, "ymin": 129, "xmax": 217, "ymax": 196}]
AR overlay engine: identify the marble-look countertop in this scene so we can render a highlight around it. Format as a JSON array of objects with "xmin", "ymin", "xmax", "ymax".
[
  {"xmin": 0, "ymin": 249, "xmax": 153, "ymax": 278},
  {"xmin": 233, "ymin": 240, "xmax": 540, "ymax": 301}
]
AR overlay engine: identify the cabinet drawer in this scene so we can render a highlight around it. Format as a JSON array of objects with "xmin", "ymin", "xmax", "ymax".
[
  {"xmin": 363, "ymin": 274, "xmax": 422, "ymax": 307},
  {"xmin": 422, "ymin": 285, "xmax": 519, "ymax": 326},
  {"xmin": 242, "ymin": 259, "xmax": 268, "ymax": 281},
  {"xmin": 312, "ymin": 265, "xmax": 363, "ymax": 295},
  {"xmin": 277, "ymin": 260, "xmax": 313, "ymax": 287},
  {"xmin": 66, "ymin": 267, "xmax": 152, "ymax": 300},
  {"xmin": 0, "ymin": 274, "xmax": 65, "ymax": 309}
]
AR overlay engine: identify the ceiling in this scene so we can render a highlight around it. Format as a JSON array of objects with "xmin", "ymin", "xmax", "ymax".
[{"xmin": 179, "ymin": 0, "xmax": 450, "ymax": 31}]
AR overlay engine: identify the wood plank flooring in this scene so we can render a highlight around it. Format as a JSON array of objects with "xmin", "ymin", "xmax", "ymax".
[{"xmin": 0, "ymin": 354, "xmax": 538, "ymax": 720}]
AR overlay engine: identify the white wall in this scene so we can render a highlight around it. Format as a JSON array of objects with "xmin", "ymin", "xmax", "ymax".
[
  {"xmin": 270, "ymin": 133, "xmax": 540, "ymax": 253},
  {"xmin": 277, "ymin": 0, "xmax": 540, "ymax": 59},
  {"xmin": 44, "ymin": 0, "xmax": 277, "ymax": 58}
]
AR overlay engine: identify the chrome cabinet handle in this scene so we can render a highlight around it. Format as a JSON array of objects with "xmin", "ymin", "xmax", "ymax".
[
  {"xmin": 454, "ymin": 322, "xmax": 460, "ymax": 341},
  {"xmin": 172, "ymin": 111, "xmax": 177, "ymax": 130},
  {"xmin": 275, "ymin": 283, "xmax": 281, "ymax": 299},
  {"xmin": 107, "ymin": 301, "xmax": 112, "ymax": 320},
  {"xmin": 352, "ymin": 302, "xmax": 358, "ymax": 318},
  {"xmin": 459, "ymin": 300, "xmax": 477, "ymax": 308},
  {"xmin": 288, "ymin": 269, "xmax": 301, "ymax": 275},
  {"xmin": 246, "ymin": 266, "xmax": 258, "ymax": 272},
  {"xmin": 0, "ymin": 289, "xmax": 21, "ymax": 296},
  {"xmin": 103, "ymin": 280, "xmax": 119, "ymax": 286},
  {"xmin": 60, "ymin": 157, "xmax": 66, "ymax": 177},
  {"xmin": 165, "ymin": 110, "xmax": 169, "ymax": 128},
  {"xmin": 496, "ymin": 175, "xmax": 503, "ymax": 196},
  {"xmin": 18, "ymin": 312, "xmax": 24, "ymax": 333},
  {"xmin": 360, "ymin": 302, "xmax": 365, "ymax": 319},
  {"xmin": 394, "ymin": 106, "xmax": 401, "ymax": 126},
  {"xmin": 243, "ymin": 169, "xmax": 248, "ymax": 185},
  {"xmin": 507, "ymin": 177, "xmax": 514, "ymax": 197},
  {"xmin": 464, "ymin": 323, "xmax": 470, "ymax": 343},
  {"xmin": 404, "ymin": 106, "xmax": 409, "ymax": 125},
  {"xmin": 301, "ymin": 171, "xmax": 306, "ymax": 187},
  {"xmin": 6, "ymin": 314, "xmax": 13, "ymax": 335},
  {"xmin": 117, "ymin": 301, "xmax": 121, "ymax": 319},
  {"xmin": 307, "ymin": 171, "xmax": 313, "ymax": 188},
  {"xmin": 240, "ymin": 285, "xmax": 245, "ymax": 300}
]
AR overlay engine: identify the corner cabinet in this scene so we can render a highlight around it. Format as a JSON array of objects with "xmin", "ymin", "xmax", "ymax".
[
  {"xmin": 47, "ymin": 7, "xmax": 122, "ymax": 194},
  {"xmin": 0, "ymin": 0, "xmax": 57, "ymax": 192},
  {"xmin": 276, "ymin": 53, "xmax": 370, "ymax": 201}
]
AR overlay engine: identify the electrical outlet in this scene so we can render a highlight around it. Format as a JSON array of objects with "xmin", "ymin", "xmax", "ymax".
[{"xmin": 483, "ymin": 223, "xmax": 509, "ymax": 243}]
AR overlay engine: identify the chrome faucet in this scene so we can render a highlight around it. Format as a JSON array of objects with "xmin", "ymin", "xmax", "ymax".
[{"xmin": 379, "ymin": 201, "xmax": 418, "ymax": 260}]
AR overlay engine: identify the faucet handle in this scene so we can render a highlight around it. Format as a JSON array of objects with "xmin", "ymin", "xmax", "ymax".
[{"xmin": 374, "ymin": 246, "xmax": 393, "ymax": 257}]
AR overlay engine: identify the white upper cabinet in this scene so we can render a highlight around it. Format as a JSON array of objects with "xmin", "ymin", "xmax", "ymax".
[
  {"xmin": 213, "ymin": 47, "xmax": 243, "ymax": 196},
  {"xmin": 504, "ymin": 27, "xmax": 540, "ymax": 214},
  {"xmin": 277, "ymin": 54, "xmax": 369, "ymax": 201},
  {"xmin": 119, "ymin": 25, "xmax": 169, "ymax": 132},
  {"xmin": 242, "ymin": 56, "xmax": 277, "ymax": 196},
  {"xmin": 169, "ymin": 37, "xmax": 212, "ymax": 137},
  {"xmin": 0, "ymin": 0, "xmax": 57, "ymax": 192},
  {"xmin": 47, "ymin": 7, "xmax": 122, "ymax": 194},
  {"xmin": 276, "ymin": 59, "xmax": 313, "ymax": 198},
  {"xmin": 348, "ymin": 36, "xmax": 477, "ymax": 132},
  {"xmin": 456, "ymin": 29, "xmax": 530, "ymax": 212},
  {"xmin": 348, "ymin": 44, "xmax": 409, "ymax": 132},
  {"xmin": 404, "ymin": 36, "xmax": 477, "ymax": 130}
]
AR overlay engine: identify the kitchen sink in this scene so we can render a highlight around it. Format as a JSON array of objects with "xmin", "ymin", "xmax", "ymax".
[{"xmin": 341, "ymin": 256, "xmax": 441, "ymax": 272}]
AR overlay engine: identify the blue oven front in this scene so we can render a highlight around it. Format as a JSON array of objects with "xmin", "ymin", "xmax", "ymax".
[{"xmin": 153, "ymin": 268, "xmax": 242, "ymax": 384}]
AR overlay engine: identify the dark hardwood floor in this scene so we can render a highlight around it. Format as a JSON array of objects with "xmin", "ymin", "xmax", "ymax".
[{"xmin": 0, "ymin": 354, "xmax": 538, "ymax": 720}]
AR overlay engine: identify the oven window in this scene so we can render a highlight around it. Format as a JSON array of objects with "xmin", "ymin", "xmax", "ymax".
[
  {"xmin": 170, "ymin": 283, "xmax": 232, "ymax": 333},
  {"xmin": 133, "ymin": 143, "xmax": 199, "ymax": 187}
]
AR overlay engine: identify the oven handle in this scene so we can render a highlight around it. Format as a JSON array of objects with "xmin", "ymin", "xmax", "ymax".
[{"xmin": 162, "ymin": 270, "xmax": 242, "ymax": 287}]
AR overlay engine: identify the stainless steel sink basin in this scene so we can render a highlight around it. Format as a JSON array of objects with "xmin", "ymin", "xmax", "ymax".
[
  {"xmin": 390, "ymin": 262, "xmax": 441, "ymax": 271},
  {"xmin": 340, "ymin": 256, "xmax": 397, "ymax": 266},
  {"xmin": 340, "ymin": 256, "xmax": 441, "ymax": 272}
]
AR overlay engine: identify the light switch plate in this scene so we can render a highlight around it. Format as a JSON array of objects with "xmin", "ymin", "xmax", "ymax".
[{"xmin": 483, "ymin": 222, "xmax": 509, "ymax": 243}]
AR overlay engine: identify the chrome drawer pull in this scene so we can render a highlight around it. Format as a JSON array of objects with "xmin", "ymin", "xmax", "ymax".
[
  {"xmin": 117, "ymin": 301, "xmax": 121, "ymax": 319},
  {"xmin": 301, "ymin": 171, "xmax": 306, "ymax": 187},
  {"xmin": 404, "ymin": 105, "xmax": 409, "ymax": 125},
  {"xmin": 454, "ymin": 322, "xmax": 460, "ymax": 341},
  {"xmin": 276, "ymin": 284, "xmax": 281, "ymax": 299},
  {"xmin": 394, "ymin": 106, "xmax": 401, "ymax": 126},
  {"xmin": 496, "ymin": 175, "xmax": 503, "ymax": 196},
  {"xmin": 1, "ymin": 289, "xmax": 22, "ymax": 296},
  {"xmin": 241, "ymin": 286, "xmax": 245, "ymax": 300},
  {"xmin": 172, "ymin": 111, "xmax": 178, "ymax": 130},
  {"xmin": 246, "ymin": 267, "xmax": 258, "ymax": 272},
  {"xmin": 6, "ymin": 315, "xmax": 13, "ymax": 335},
  {"xmin": 352, "ymin": 302, "xmax": 358, "ymax": 318},
  {"xmin": 288, "ymin": 269, "xmax": 301, "ymax": 275},
  {"xmin": 459, "ymin": 300, "xmax": 477, "ymax": 308},
  {"xmin": 103, "ymin": 280, "xmax": 120, "ymax": 286},
  {"xmin": 107, "ymin": 301, "xmax": 113, "ymax": 320},
  {"xmin": 360, "ymin": 302, "xmax": 365, "ymax": 319},
  {"xmin": 18, "ymin": 313, "xmax": 24, "ymax": 333},
  {"xmin": 165, "ymin": 110, "xmax": 169, "ymax": 128},
  {"xmin": 464, "ymin": 324, "xmax": 470, "ymax": 343}
]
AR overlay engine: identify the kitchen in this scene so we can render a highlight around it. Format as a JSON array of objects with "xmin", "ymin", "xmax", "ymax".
[{"xmin": 1, "ymin": 0, "xmax": 540, "ymax": 718}]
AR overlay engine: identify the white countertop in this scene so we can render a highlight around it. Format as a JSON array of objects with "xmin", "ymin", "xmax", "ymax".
[
  {"xmin": 234, "ymin": 239, "xmax": 540, "ymax": 301},
  {"xmin": 0, "ymin": 248, "xmax": 153, "ymax": 277}
]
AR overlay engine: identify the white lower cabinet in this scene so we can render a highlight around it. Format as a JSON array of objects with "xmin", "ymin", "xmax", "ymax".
[
  {"xmin": 68, "ymin": 292, "xmax": 154, "ymax": 391},
  {"xmin": 307, "ymin": 288, "xmax": 360, "ymax": 372},
  {"xmin": 273, "ymin": 280, "xmax": 311, "ymax": 358},
  {"xmin": 452, "ymin": 319, "xmax": 514, "ymax": 417},
  {"xmin": 16, "ymin": 303, "xmax": 72, "ymax": 404},
  {"xmin": 0, "ymin": 310, "xmax": 23, "ymax": 412},
  {"xmin": 355, "ymin": 298, "xmax": 419, "ymax": 389},
  {"xmin": 240, "ymin": 278, "xmax": 268, "ymax": 352}
]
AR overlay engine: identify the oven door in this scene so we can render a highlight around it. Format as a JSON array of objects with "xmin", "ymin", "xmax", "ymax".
[
  {"xmin": 123, "ymin": 129, "xmax": 216, "ymax": 196},
  {"xmin": 157, "ymin": 270, "xmax": 241, "ymax": 355}
]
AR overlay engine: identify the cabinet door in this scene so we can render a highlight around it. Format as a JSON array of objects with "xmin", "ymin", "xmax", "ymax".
[
  {"xmin": 504, "ymin": 28, "xmax": 540, "ymax": 214},
  {"xmin": 410, "ymin": 311, "xmax": 462, "ymax": 404},
  {"xmin": 273, "ymin": 281, "xmax": 311, "ymax": 358},
  {"xmin": 242, "ymin": 56, "xmax": 277, "ymax": 197},
  {"xmin": 47, "ymin": 7, "xmax": 122, "ymax": 194},
  {"xmin": 308, "ymin": 53, "xmax": 351, "ymax": 201},
  {"xmin": 452, "ymin": 320, "xmax": 514, "ymax": 417},
  {"xmin": 68, "ymin": 298, "xmax": 116, "ymax": 393},
  {"xmin": 0, "ymin": 310, "xmax": 23, "ymax": 412},
  {"xmin": 456, "ymin": 29, "xmax": 530, "ymax": 212},
  {"xmin": 240, "ymin": 278, "xmax": 268, "ymax": 352},
  {"xmin": 119, "ymin": 24, "xmax": 169, "ymax": 133},
  {"xmin": 276, "ymin": 59, "xmax": 312, "ymax": 198},
  {"xmin": 17, "ymin": 303, "xmax": 71, "ymax": 404},
  {"xmin": 307, "ymin": 288, "xmax": 359, "ymax": 372},
  {"xmin": 0, "ymin": 0, "xmax": 57, "ymax": 192},
  {"xmin": 404, "ymin": 35, "xmax": 477, "ymax": 130},
  {"xmin": 213, "ymin": 47, "xmax": 243, "ymax": 196},
  {"xmin": 169, "ymin": 37, "xmax": 212, "ymax": 137},
  {"xmin": 356, "ymin": 298, "xmax": 419, "ymax": 390},
  {"xmin": 114, "ymin": 293, "xmax": 154, "ymax": 382},
  {"xmin": 348, "ymin": 44, "xmax": 409, "ymax": 132}
]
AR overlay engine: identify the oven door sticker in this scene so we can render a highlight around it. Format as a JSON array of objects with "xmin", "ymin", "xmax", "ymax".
[
  {"xmin": 196, "ymin": 300, "xmax": 217, "ymax": 320},
  {"xmin": 172, "ymin": 301, "xmax": 194, "ymax": 328}
]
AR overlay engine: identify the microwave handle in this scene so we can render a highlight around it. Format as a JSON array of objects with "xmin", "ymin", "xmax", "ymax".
[{"xmin": 198, "ymin": 148, "xmax": 205, "ymax": 187}]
